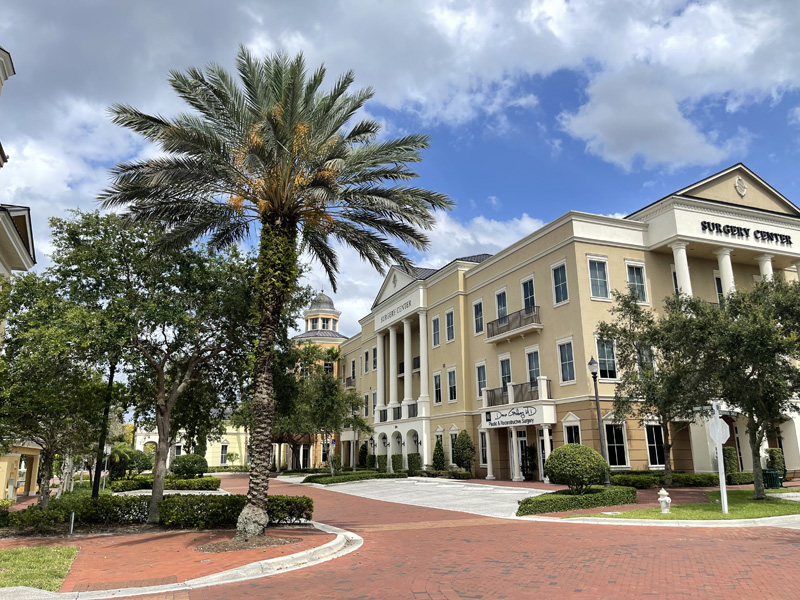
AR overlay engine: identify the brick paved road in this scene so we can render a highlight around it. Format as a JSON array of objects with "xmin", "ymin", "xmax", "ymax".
[{"xmin": 128, "ymin": 475, "xmax": 800, "ymax": 600}]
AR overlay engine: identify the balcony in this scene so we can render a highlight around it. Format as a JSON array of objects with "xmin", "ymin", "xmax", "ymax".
[
  {"xmin": 485, "ymin": 387, "xmax": 509, "ymax": 407},
  {"xmin": 485, "ymin": 380, "xmax": 552, "ymax": 407},
  {"xmin": 486, "ymin": 306, "xmax": 542, "ymax": 343},
  {"xmin": 408, "ymin": 403, "xmax": 418, "ymax": 418},
  {"xmin": 345, "ymin": 377, "xmax": 356, "ymax": 389},
  {"xmin": 393, "ymin": 407, "xmax": 403, "ymax": 420}
]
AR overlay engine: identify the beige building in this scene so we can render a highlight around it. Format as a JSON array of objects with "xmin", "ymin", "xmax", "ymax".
[{"xmin": 338, "ymin": 164, "xmax": 800, "ymax": 481}]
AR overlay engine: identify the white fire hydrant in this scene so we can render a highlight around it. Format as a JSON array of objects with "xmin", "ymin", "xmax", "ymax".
[{"xmin": 658, "ymin": 488, "xmax": 672, "ymax": 514}]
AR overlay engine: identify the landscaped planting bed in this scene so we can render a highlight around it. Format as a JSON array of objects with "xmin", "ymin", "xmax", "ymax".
[
  {"xmin": 109, "ymin": 475, "xmax": 221, "ymax": 492},
  {"xmin": 302, "ymin": 471, "xmax": 408, "ymax": 485},
  {"xmin": 516, "ymin": 486, "xmax": 638, "ymax": 516},
  {"xmin": 609, "ymin": 472, "xmax": 720, "ymax": 489}
]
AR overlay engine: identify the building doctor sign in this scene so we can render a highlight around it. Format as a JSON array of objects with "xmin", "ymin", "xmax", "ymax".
[
  {"xmin": 700, "ymin": 220, "xmax": 792, "ymax": 247},
  {"xmin": 484, "ymin": 406, "xmax": 538, "ymax": 429}
]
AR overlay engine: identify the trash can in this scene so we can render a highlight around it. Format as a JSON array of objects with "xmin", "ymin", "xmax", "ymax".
[{"xmin": 763, "ymin": 468, "xmax": 781, "ymax": 489}]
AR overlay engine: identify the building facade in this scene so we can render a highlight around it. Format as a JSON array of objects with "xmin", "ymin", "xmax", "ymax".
[{"xmin": 339, "ymin": 164, "xmax": 800, "ymax": 481}]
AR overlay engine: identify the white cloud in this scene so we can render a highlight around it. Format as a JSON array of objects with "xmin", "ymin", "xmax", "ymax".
[{"xmin": 790, "ymin": 106, "xmax": 800, "ymax": 127}]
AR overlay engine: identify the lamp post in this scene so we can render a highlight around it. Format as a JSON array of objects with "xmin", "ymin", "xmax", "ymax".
[{"xmin": 588, "ymin": 357, "xmax": 612, "ymax": 488}]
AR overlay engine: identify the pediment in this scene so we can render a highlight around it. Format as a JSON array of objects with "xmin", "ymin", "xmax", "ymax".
[{"xmin": 371, "ymin": 266, "xmax": 416, "ymax": 308}]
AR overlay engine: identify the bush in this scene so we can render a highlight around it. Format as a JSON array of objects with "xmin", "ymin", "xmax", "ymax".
[
  {"xmin": 723, "ymin": 446, "xmax": 739, "ymax": 477},
  {"xmin": 0, "ymin": 499, "xmax": 13, "ymax": 527},
  {"xmin": 377, "ymin": 455, "xmax": 387, "ymax": 473},
  {"xmin": 359, "ymin": 443, "xmax": 368, "ymax": 468},
  {"xmin": 108, "ymin": 445, "xmax": 152, "ymax": 481},
  {"xmin": 208, "ymin": 465, "xmax": 249, "ymax": 473},
  {"xmin": 303, "ymin": 472, "xmax": 407, "ymax": 485},
  {"xmin": 366, "ymin": 454, "xmax": 376, "ymax": 470},
  {"xmin": 609, "ymin": 473, "xmax": 660, "ymax": 489},
  {"xmin": 159, "ymin": 494, "xmax": 312, "ymax": 528},
  {"xmin": 407, "ymin": 453, "xmax": 422, "ymax": 476},
  {"xmin": 9, "ymin": 505, "xmax": 67, "ymax": 533},
  {"xmin": 417, "ymin": 469, "xmax": 471, "ymax": 480},
  {"xmin": 544, "ymin": 444, "xmax": 610, "ymax": 495},
  {"xmin": 453, "ymin": 431, "xmax": 476, "ymax": 472},
  {"xmin": 670, "ymin": 472, "xmax": 718, "ymax": 487},
  {"xmin": 391, "ymin": 454, "xmax": 403, "ymax": 473},
  {"xmin": 169, "ymin": 454, "xmax": 208, "ymax": 478},
  {"xmin": 52, "ymin": 495, "xmax": 149, "ymax": 525},
  {"xmin": 728, "ymin": 471, "xmax": 755, "ymax": 485},
  {"xmin": 432, "ymin": 438, "xmax": 446, "ymax": 471},
  {"xmin": 330, "ymin": 455, "xmax": 342, "ymax": 474},
  {"xmin": 767, "ymin": 448, "xmax": 785, "ymax": 473},
  {"xmin": 516, "ymin": 486, "xmax": 637, "ymax": 516},
  {"xmin": 109, "ymin": 475, "xmax": 221, "ymax": 492}
]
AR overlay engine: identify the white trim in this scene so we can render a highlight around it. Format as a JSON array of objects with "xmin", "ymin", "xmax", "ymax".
[
  {"xmin": 550, "ymin": 258, "xmax": 569, "ymax": 307},
  {"xmin": 472, "ymin": 297, "xmax": 484, "ymax": 336},
  {"xmin": 497, "ymin": 353, "xmax": 512, "ymax": 392},
  {"xmin": 712, "ymin": 269, "xmax": 724, "ymax": 303},
  {"xmin": 561, "ymin": 412, "xmax": 582, "ymax": 445},
  {"xmin": 602, "ymin": 413, "xmax": 630, "ymax": 469},
  {"xmin": 479, "ymin": 430, "xmax": 488, "ymax": 467},
  {"xmin": 475, "ymin": 360, "xmax": 487, "ymax": 401},
  {"xmin": 586, "ymin": 254, "xmax": 611, "ymax": 301},
  {"xmin": 624, "ymin": 259, "xmax": 649, "ymax": 305},
  {"xmin": 670, "ymin": 264, "xmax": 679, "ymax": 295},
  {"xmin": 431, "ymin": 314, "xmax": 441, "ymax": 348},
  {"xmin": 446, "ymin": 366, "xmax": 458, "ymax": 403},
  {"xmin": 494, "ymin": 287, "xmax": 508, "ymax": 320},
  {"xmin": 519, "ymin": 273, "xmax": 536, "ymax": 311},
  {"xmin": 524, "ymin": 344, "xmax": 540, "ymax": 385},
  {"xmin": 445, "ymin": 307, "xmax": 455, "ymax": 343},
  {"xmin": 645, "ymin": 423, "xmax": 667, "ymax": 470},
  {"xmin": 594, "ymin": 335, "xmax": 620, "ymax": 383},
  {"xmin": 433, "ymin": 370, "xmax": 443, "ymax": 405},
  {"xmin": 555, "ymin": 335, "xmax": 576, "ymax": 386}
]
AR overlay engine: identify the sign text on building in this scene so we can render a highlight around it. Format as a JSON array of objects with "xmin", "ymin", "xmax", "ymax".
[
  {"xmin": 484, "ymin": 405, "xmax": 538, "ymax": 429},
  {"xmin": 374, "ymin": 291, "xmax": 421, "ymax": 330},
  {"xmin": 700, "ymin": 220, "xmax": 792, "ymax": 246}
]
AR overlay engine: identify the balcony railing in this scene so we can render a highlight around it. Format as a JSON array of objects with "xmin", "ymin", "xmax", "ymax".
[
  {"xmin": 345, "ymin": 377, "xmax": 356, "ymax": 389},
  {"xmin": 408, "ymin": 403, "xmax": 418, "ymax": 418},
  {"xmin": 485, "ymin": 380, "xmax": 552, "ymax": 407},
  {"xmin": 379, "ymin": 409, "xmax": 388, "ymax": 423},
  {"xmin": 485, "ymin": 387, "xmax": 509, "ymax": 407},
  {"xmin": 486, "ymin": 305, "xmax": 541, "ymax": 340},
  {"xmin": 393, "ymin": 407, "xmax": 403, "ymax": 420}
]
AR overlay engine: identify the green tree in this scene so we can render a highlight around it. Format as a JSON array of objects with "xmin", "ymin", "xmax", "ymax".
[
  {"xmin": 453, "ymin": 431, "xmax": 476, "ymax": 473},
  {"xmin": 597, "ymin": 290, "xmax": 716, "ymax": 485},
  {"xmin": 101, "ymin": 49, "xmax": 450, "ymax": 536},
  {"xmin": 432, "ymin": 437, "xmax": 446, "ymax": 471}
]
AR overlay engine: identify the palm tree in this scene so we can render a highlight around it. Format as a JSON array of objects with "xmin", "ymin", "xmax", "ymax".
[{"xmin": 100, "ymin": 47, "xmax": 451, "ymax": 536}]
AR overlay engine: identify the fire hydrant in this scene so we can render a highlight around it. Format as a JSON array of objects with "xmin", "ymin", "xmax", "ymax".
[{"xmin": 658, "ymin": 488, "xmax": 672, "ymax": 514}]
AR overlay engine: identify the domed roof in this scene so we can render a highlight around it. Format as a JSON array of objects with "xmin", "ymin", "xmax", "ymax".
[{"xmin": 310, "ymin": 291, "xmax": 335, "ymax": 311}]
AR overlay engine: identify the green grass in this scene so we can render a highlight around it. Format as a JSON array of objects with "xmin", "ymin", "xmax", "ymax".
[
  {"xmin": 598, "ymin": 490, "xmax": 800, "ymax": 520},
  {"xmin": 0, "ymin": 546, "xmax": 78, "ymax": 591}
]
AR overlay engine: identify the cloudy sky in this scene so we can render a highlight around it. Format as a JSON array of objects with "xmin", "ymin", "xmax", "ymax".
[{"xmin": 2, "ymin": 1, "xmax": 800, "ymax": 335}]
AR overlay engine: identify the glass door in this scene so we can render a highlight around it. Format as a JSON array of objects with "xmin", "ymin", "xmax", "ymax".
[{"xmin": 538, "ymin": 428, "xmax": 554, "ymax": 481}]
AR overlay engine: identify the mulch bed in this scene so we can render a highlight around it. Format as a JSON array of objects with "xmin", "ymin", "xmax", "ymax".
[{"xmin": 195, "ymin": 534, "xmax": 301, "ymax": 553}]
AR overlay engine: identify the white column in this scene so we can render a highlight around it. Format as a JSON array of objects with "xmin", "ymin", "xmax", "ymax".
[
  {"xmin": 541, "ymin": 425, "xmax": 552, "ymax": 483},
  {"xmin": 484, "ymin": 428, "xmax": 495, "ymax": 480},
  {"xmin": 386, "ymin": 439, "xmax": 394, "ymax": 473},
  {"xmin": 402, "ymin": 440, "xmax": 408, "ymax": 469},
  {"xmin": 511, "ymin": 427, "xmax": 524, "ymax": 482},
  {"xmin": 537, "ymin": 375, "xmax": 549, "ymax": 400},
  {"xmin": 418, "ymin": 311, "xmax": 430, "ymax": 408},
  {"xmin": 793, "ymin": 261, "xmax": 800, "ymax": 283},
  {"xmin": 713, "ymin": 247, "xmax": 736, "ymax": 295},
  {"xmin": 421, "ymin": 420, "xmax": 431, "ymax": 467},
  {"xmin": 388, "ymin": 326, "xmax": 399, "ymax": 409},
  {"xmin": 669, "ymin": 242, "xmax": 693, "ymax": 296},
  {"xmin": 756, "ymin": 254, "xmax": 774, "ymax": 280},
  {"xmin": 376, "ymin": 332, "xmax": 385, "ymax": 408},
  {"xmin": 403, "ymin": 318, "xmax": 413, "ymax": 405}
]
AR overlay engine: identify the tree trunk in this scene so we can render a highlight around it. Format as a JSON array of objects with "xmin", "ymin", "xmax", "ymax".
[
  {"xmin": 56, "ymin": 454, "xmax": 73, "ymax": 500},
  {"xmin": 37, "ymin": 450, "xmax": 55, "ymax": 509},
  {"xmin": 662, "ymin": 422, "xmax": 673, "ymax": 486},
  {"xmin": 749, "ymin": 416, "xmax": 766, "ymax": 500},
  {"xmin": 93, "ymin": 362, "xmax": 116, "ymax": 498},
  {"xmin": 147, "ymin": 401, "xmax": 171, "ymax": 523},
  {"xmin": 237, "ymin": 220, "xmax": 298, "ymax": 538}
]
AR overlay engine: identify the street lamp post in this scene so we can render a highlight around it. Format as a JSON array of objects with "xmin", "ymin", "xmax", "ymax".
[{"xmin": 588, "ymin": 357, "xmax": 612, "ymax": 488}]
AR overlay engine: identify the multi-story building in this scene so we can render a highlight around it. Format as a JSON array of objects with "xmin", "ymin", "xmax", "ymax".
[
  {"xmin": 339, "ymin": 164, "xmax": 800, "ymax": 481},
  {"xmin": 0, "ymin": 44, "xmax": 16, "ymax": 170}
]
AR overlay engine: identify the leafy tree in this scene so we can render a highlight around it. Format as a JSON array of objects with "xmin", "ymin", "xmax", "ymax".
[
  {"xmin": 597, "ymin": 290, "xmax": 716, "ymax": 485},
  {"xmin": 108, "ymin": 442, "xmax": 152, "ymax": 481},
  {"xmin": 432, "ymin": 437, "xmax": 446, "ymax": 471},
  {"xmin": 101, "ymin": 48, "xmax": 451, "ymax": 536},
  {"xmin": 453, "ymin": 431, "xmax": 476, "ymax": 473}
]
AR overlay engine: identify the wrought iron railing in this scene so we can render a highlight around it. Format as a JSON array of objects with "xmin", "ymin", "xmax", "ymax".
[
  {"xmin": 486, "ymin": 305, "xmax": 541, "ymax": 339},
  {"xmin": 345, "ymin": 377, "xmax": 356, "ymax": 389},
  {"xmin": 485, "ymin": 387, "xmax": 509, "ymax": 407}
]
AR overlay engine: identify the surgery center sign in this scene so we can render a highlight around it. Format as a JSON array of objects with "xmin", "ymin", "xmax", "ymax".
[
  {"xmin": 484, "ymin": 406, "xmax": 538, "ymax": 429},
  {"xmin": 374, "ymin": 292, "xmax": 421, "ymax": 329},
  {"xmin": 700, "ymin": 220, "xmax": 793, "ymax": 246}
]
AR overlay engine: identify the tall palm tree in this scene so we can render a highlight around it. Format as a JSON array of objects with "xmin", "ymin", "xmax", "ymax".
[{"xmin": 100, "ymin": 47, "xmax": 451, "ymax": 536}]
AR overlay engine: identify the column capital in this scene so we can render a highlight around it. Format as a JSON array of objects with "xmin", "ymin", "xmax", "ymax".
[
  {"xmin": 755, "ymin": 253, "xmax": 775, "ymax": 262},
  {"xmin": 713, "ymin": 247, "xmax": 734, "ymax": 257},
  {"xmin": 668, "ymin": 241, "xmax": 689, "ymax": 251}
]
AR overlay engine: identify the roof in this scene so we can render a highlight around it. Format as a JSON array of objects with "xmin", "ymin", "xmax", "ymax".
[
  {"xmin": 392, "ymin": 254, "xmax": 493, "ymax": 281},
  {"xmin": 292, "ymin": 329, "xmax": 348, "ymax": 340},
  {"xmin": 309, "ymin": 291, "xmax": 336, "ymax": 311}
]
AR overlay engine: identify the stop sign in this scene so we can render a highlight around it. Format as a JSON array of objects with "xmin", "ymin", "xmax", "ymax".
[{"xmin": 708, "ymin": 416, "xmax": 730, "ymax": 445}]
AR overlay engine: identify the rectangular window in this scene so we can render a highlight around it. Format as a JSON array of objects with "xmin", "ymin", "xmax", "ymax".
[
  {"xmin": 596, "ymin": 339, "xmax": 617, "ymax": 379},
  {"xmin": 351, "ymin": 360, "xmax": 356, "ymax": 379},
  {"xmin": 558, "ymin": 341, "xmax": 575, "ymax": 383},
  {"xmin": 605, "ymin": 424, "xmax": 628, "ymax": 467},
  {"xmin": 496, "ymin": 291, "xmax": 507, "ymax": 319},
  {"xmin": 174, "ymin": 445, "xmax": 182, "ymax": 457},
  {"xmin": 364, "ymin": 351, "xmax": 369, "ymax": 373},
  {"xmin": 446, "ymin": 310, "xmax": 455, "ymax": 342},
  {"xmin": 553, "ymin": 264, "xmax": 568, "ymax": 304},
  {"xmin": 500, "ymin": 358, "xmax": 511, "ymax": 391},
  {"xmin": 322, "ymin": 318, "xmax": 330, "ymax": 330},
  {"xmin": 324, "ymin": 362, "xmax": 333, "ymax": 374},
  {"xmin": 434, "ymin": 373, "xmax": 442, "ymax": 404},
  {"xmin": 474, "ymin": 302, "xmax": 484, "ymax": 334},
  {"xmin": 646, "ymin": 425, "xmax": 666, "ymax": 467},
  {"xmin": 435, "ymin": 433, "xmax": 443, "ymax": 449},
  {"xmin": 479, "ymin": 431, "xmax": 488, "ymax": 465},
  {"xmin": 715, "ymin": 274, "xmax": 724, "ymax": 303},
  {"xmin": 671, "ymin": 267, "xmax": 679, "ymax": 295},
  {"xmin": 311, "ymin": 317, "xmax": 319, "ymax": 330},
  {"xmin": 220, "ymin": 444, "xmax": 228, "ymax": 465},
  {"xmin": 364, "ymin": 394, "xmax": 369, "ymax": 417},
  {"xmin": 432, "ymin": 317, "xmax": 440, "ymax": 347},
  {"xmin": 527, "ymin": 350, "xmax": 540, "ymax": 385},
  {"xmin": 372, "ymin": 391, "xmax": 377, "ymax": 415},
  {"xmin": 522, "ymin": 278, "xmax": 535, "ymax": 311},
  {"xmin": 589, "ymin": 259, "xmax": 609, "ymax": 299},
  {"xmin": 448, "ymin": 368, "xmax": 457, "ymax": 401},
  {"xmin": 372, "ymin": 347, "xmax": 377, "ymax": 370},
  {"xmin": 627, "ymin": 264, "xmax": 647, "ymax": 302},
  {"xmin": 565, "ymin": 425, "xmax": 581, "ymax": 444},
  {"xmin": 450, "ymin": 433, "xmax": 458, "ymax": 464},
  {"xmin": 476, "ymin": 364, "xmax": 487, "ymax": 398}
]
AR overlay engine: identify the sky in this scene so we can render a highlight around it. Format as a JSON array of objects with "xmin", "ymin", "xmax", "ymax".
[{"xmin": 2, "ymin": 1, "xmax": 800, "ymax": 336}]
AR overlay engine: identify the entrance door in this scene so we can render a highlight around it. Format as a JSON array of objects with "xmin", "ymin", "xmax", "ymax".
[
  {"xmin": 517, "ymin": 430, "xmax": 529, "ymax": 479},
  {"xmin": 538, "ymin": 428, "xmax": 554, "ymax": 481}
]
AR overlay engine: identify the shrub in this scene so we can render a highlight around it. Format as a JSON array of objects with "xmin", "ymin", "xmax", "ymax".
[
  {"xmin": 453, "ymin": 431, "xmax": 476, "ymax": 472},
  {"xmin": 377, "ymin": 455, "xmax": 387, "ymax": 473},
  {"xmin": 391, "ymin": 454, "xmax": 403, "ymax": 473},
  {"xmin": 433, "ymin": 437, "xmax": 446, "ymax": 471},
  {"xmin": 108, "ymin": 443, "xmax": 153, "ymax": 481},
  {"xmin": 670, "ymin": 472, "xmax": 718, "ymax": 487},
  {"xmin": 159, "ymin": 494, "xmax": 313, "ymax": 528},
  {"xmin": 366, "ymin": 454, "xmax": 376, "ymax": 470},
  {"xmin": 109, "ymin": 476, "xmax": 221, "ymax": 492},
  {"xmin": 516, "ymin": 486, "xmax": 637, "ymax": 516},
  {"xmin": 9, "ymin": 505, "xmax": 67, "ymax": 533},
  {"xmin": 544, "ymin": 444, "xmax": 610, "ymax": 495},
  {"xmin": 303, "ymin": 472, "xmax": 407, "ymax": 485},
  {"xmin": 767, "ymin": 448, "xmax": 785, "ymax": 473},
  {"xmin": 723, "ymin": 447, "xmax": 739, "ymax": 477},
  {"xmin": 52, "ymin": 495, "xmax": 149, "ymax": 525},
  {"xmin": 0, "ymin": 499, "xmax": 13, "ymax": 527},
  {"xmin": 407, "ymin": 453, "xmax": 422, "ymax": 476},
  {"xmin": 609, "ymin": 473, "xmax": 660, "ymax": 489},
  {"xmin": 359, "ymin": 443, "xmax": 368, "ymax": 468},
  {"xmin": 728, "ymin": 471, "xmax": 755, "ymax": 485},
  {"xmin": 169, "ymin": 454, "xmax": 208, "ymax": 478},
  {"xmin": 225, "ymin": 452, "xmax": 240, "ymax": 465},
  {"xmin": 330, "ymin": 455, "xmax": 342, "ymax": 474},
  {"xmin": 417, "ymin": 469, "xmax": 471, "ymax": 480},
  {"xmin": 208, "ymin": 465, "xmax": 249, "ymax": 473}
]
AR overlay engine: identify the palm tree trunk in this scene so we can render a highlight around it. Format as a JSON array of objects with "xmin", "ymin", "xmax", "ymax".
[{"xmin": 237, "ymin": 219, "xmax": 299, "ymax": 538}]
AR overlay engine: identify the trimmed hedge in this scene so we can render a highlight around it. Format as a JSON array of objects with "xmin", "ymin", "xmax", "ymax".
[
  {"xmin": 728, "ymin": 471, "xmax": 755, "ymax": 485},
  {"xmin": 670, "ymin": 472, "xmax": 719, "ymax": 487},
  {"xmin": 169, "ymin": 454, "xmax": 208, "ymax": 478},
  {"xmin": 516, "ymin": 486, "xmax": 638, "ymax": 516},
  {"xmin": 723, "ymin": 446, "xmax": 739, "ymax": 478},
  {"xmin": 159, "ymin": 494, "xmax": 313, "ymax": 528},
  {"xmin": 53, "ymin": 495, "xmax": 150, "ymax": 525},
  {"xmin": 407, "ymin": 453, "xmax": 422, "ymax": 476},
  {"xmin": 391, "ymin": 454, "xmax": 403, "ymax": 473},
  {"xmin": 417, "ymin": 469, "xmax": 471, "ymax": 480},
  {"xmin": 207, "ymin": 465, "xmax": 250, "ymax": 473},
  {"xmin": 544, "ymin": 444, "xmax": 610, "ymax": 495},
  {"xmin": 767, "ymin": 448, "xmax": 786, "ymax": 473},
  {"xmin": 110, "ymin": 476, "xmax": 221, "ymax": 493},
  {"xmin": 302, "ymin": 472, "xmax": 407, "ymax": 485},
  {"xmin": 609, "ymin": 473, "xmax": 660, "ymax": 489},
  {"xmin": 608, "ymin": 471, "xmax": 720, "ymax": 488},
  {"xmin": 377, "ymin": 455, "xmax": 387, "ymax": 473},
  {"xmin": 366, "ymin": 454, "xmax": 376, "ymax": 470}
]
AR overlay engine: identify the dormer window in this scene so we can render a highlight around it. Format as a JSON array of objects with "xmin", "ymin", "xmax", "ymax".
[
  {"xmin": 310, "ymin": 317, "xmax": 319, "ymax": 330},
  {"xmin": 322, "ymin": 318, "xmax": 330, "ymax": 330}
]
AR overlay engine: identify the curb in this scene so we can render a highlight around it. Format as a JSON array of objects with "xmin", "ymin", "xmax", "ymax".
[
  {"xmin": 0, "ymin": 521, "xmax": 363, "ymax": 600},
  {"xmin": 520, "ymin": 512, "xmax": 800, "ymax": 528}
]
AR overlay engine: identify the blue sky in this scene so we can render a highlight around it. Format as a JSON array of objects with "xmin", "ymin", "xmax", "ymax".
[{"xmin": 2, "ymin": 1, "xmax": 800, "ymax": 335}]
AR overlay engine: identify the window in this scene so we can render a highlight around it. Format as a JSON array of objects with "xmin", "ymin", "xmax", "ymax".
[
  {"xmin": 626, "ymin": 263, "xmax": 647, "ymax": 302},
  {"xmin": 311, "ymin": 317, "xmax": 319, "ymax": 330},
  {"xmin": 558, "ymin": 341, "xmax": 575, "ymax": 383},
  {"xmin": 596, "ymin": 338, "xmax": 617, "ymax": 379},
  {"xmin": 174, "ymin": 445, "xmax": 182, "ymax": 457},
  {"xmin": 448, "ymin": 368, "xmax": 457, "ymax": 401},
  {"xmin": 553, "ymin": 263, "xmax": 568, "ymax": 304},
  {"xmin": 499, "ymin": 358, "xmax": 511, "ymax": 391},
  {"xmin": 435, "ymin": 433, "xmax": 443, "ymax": 449},
  {"xmin": 372, "ymin": 391, "xmax": 377, "ymax": 415},
  {"xmin": 433, "ymin": 373, "xmax": 442, "ymax": 404},
  {"xmin": 324, "ymin": 362, "xmax": 334, "ymax": 374},
  {"xmin": 671, "ymin": 266, "xmax": 679, "ymax": 295},
  {"xmin": 526, "ymin": 350, "xmax": 540, "ymax": 385},
  {"xmin": 445, "ymin": 310, "xmax": 455, "ymax": 342},
  {"xmin": 220, "ymin": 444, "xmax": 228, "ymax": 465},
  {"xmin": 450, "ymin": 433, "xmax": 458, "ymax": 464},
  {"xmin": 646, "ymin": 425, "xmax": 666, "ymax": 467},
  {"xmin": 479, "ymin": 431, "xmax": 487, "ymax": 465},
  {"xmin": 372, "ymin": 347, "xmax": 377, "ymax": 371},
  {"xmin": 588, "ymin": 259, "xmax": 609, "ymax": 299},
  {"xmin": 322, "ymin": 442, "xmax": 329, "ymax": 463},
  {"xmin": 522, "ymin": 278, "xmax": 535, "ymax": 312},
  {"xmin": 432, "ymin": 317, "xmax": 440, "ymax": 347},
  {"xmin": 364, "ymin": 394, "xmax": 369, "ymax": 417},
  {"xmin": 476, "ymin": 364, "xmax": 487, "ymax": 398},
  {"xmin": 565, "ymin": 425, "xmax": 581, "ymax": 444},
  {"xmin": 496, "ymin": 291, "xmax": 507, "ymax": 319},
  {"xmin": 605, "ymin": 423, "xmax": 628, "ymax": 467},
  {"xmin": 474, "ymin": 301, "xmax": 484, "ymax": 334},
  {"xmin": 714, "ymin": 272, "xmax": 724, "ymax": 303},
  {"xmin": 364, "ymin": 351, "xmax": 369, "ymax": 373},
  {"xmin": 350, "ymin": 360, "xmax": 356, "ymax": 380},
  {"xmin": 322, "ymin": 317, "xmax": 330, "ymax": 330}
]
